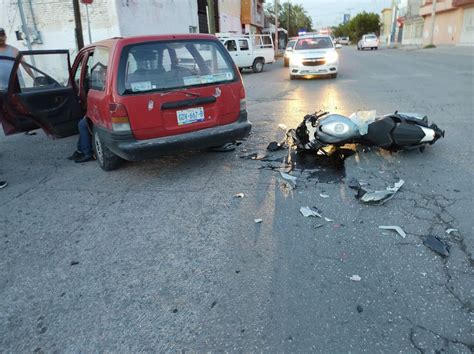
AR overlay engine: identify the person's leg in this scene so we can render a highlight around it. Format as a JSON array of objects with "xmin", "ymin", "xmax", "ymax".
[
  {"xmin": 75, "ymin": 118, "xmax": 94, "ymax": 163},
  {"xmin": 68, "ymin": 119, "xmax": 85, "ymax": 160}
]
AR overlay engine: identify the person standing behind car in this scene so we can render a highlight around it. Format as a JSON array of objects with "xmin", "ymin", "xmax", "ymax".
[{"xmin": 0, "ymin": 27, "xmax": 20, "ymax": 91}]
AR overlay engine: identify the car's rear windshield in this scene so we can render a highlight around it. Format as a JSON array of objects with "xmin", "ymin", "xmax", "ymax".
[
  {"xmin": 365, "ymin": 35, "xmax": 377, "ymax": 39},
  {"xmin": 295, "ymin": 37, "xmax": 333, "ymax": 50},
  {"xmin": 118, "ymin": 40, "xmax": 236, "ymax": 95}
]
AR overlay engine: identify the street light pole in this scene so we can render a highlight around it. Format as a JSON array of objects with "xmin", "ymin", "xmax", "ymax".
[
  {"xmin": 274, "ymin": 0, "xmax": 279, "ymax": 56},
  {"xmin": 429, "ymin": 0, "xmax": 437, "ymax": 46},
  {"xmin": 72, "ymin": 0, "xmax": 84, "ymax": 50}
]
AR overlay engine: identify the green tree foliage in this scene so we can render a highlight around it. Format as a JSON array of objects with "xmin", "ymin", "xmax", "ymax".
[
  {"xmin": 266, "ymin": 1, "xmax": 313, "ymax": 37},
  {"xmin": 333, "ymin": 12, "xmax": 381, "ymax": 42}
]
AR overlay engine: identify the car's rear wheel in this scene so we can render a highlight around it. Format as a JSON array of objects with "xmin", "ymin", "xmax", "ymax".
[
  {"xmin": 93, "ymin": 127, "xmax": 123, "ymax": 171},
  {"xmin": 252, "ymin": 58, "xmax": 264, "ymax": 73}
]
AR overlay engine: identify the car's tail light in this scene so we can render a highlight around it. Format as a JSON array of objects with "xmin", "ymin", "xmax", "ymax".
[
  {"xmin": 240, "ymin": 86, "xmax": 246, "ymax": 112},
  {"xmin": 109, "ymin": 103, "xmax": 131, "ymax": 132}
]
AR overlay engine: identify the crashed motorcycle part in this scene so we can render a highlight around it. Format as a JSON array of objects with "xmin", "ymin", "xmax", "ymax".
[
  {"xmin": 267, "ymin": 141, "xmax": 285, "ymax": 152},
  {"xmin": 280, "ymin": 172, "xmax": 297, "ymax": 189},
  {"xmin": 209, "ymin": 142, "xmax": 237, "ymax": 152},
  {"xmin": 379, "ymin": 225, "xmax": 406, "ymax": 238},
  {"xmin": 293, "ymin": 110, "xmax": 444, "ymax": 152},
  {"xmin": 423, "ymin": 236, "xmax": 450, "ymax": 257},
  {"xmin": 356, "ymin": 180, "xmax": 404, "ymax": 205},
  {"xmin": 350, "ymin": 275, "xmax": 362, "ymax": 282}
]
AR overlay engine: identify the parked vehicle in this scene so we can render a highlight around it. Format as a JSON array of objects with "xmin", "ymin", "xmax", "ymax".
[
  {"xmin": 339, "ymin": 36, "xmax": 350, "ymax": 45},
  {"xmin": 216, "ymin": 33, "xmax": 274, "ymax": 73},
  {"xmin": 0, "ymin": 34, "xmax": 251, "ymax": 171},
  {"xmin": 289, "ymin": 35, "xmax": 341, "ymax": 80},
  {"xmin": 284, "ymin": 37, "xmax": 298, "ymax": 67},
  {"xmin": 357, "ymin": 34, "xmax": 379, "ymax": 50}
]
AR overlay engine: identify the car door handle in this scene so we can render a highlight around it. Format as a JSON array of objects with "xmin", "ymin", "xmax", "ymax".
[{"xmin": 54, "ymin": 96, "xmax": 64, "ymax": 104}]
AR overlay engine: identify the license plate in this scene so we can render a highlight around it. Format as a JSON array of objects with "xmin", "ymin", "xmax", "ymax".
[{"xmin": 176, "ymin": 107, "xmax": 205, "ymax": 125}]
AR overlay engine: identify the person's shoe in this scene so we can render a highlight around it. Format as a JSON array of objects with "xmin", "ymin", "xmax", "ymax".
[
  {"xmin": 68, "ymin": 150, "xmax": 84, "ymax": 160},
  {"xmin": 0, "ymin": 181, "xmax": 7, "ymax": 189},
  {"xmin": 74, "ymin": 155, "xmax": 95, "ymax": 163}
]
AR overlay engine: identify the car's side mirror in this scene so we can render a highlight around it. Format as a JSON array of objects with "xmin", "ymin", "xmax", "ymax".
[{"xmin": 335, "ymin": 44, "xmax": 342, "ymax": 49}]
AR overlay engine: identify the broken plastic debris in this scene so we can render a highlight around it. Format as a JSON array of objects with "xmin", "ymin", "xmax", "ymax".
[
  {"xmin": 280, "ymin": 172, "xmax": 297, "ymax": 189},
  {"xmin": 445, "ymin": 228, "xmax": 458, "ymax": 235},
  {"xmin": 254, "ymin": 218, "xmax": 263, "ymax": 224},
  {"xmin": 350, "ymin": 275, "xmax": 361, "ymax": 282},
  {"xmin": 324, "ymin": 217, "xmax": 334, "ymax": 222},
  {"xmin": 240, "ymin": 152, "xmax": 268, "ymax": 160},
  {"xmin": 348, "ymin": 177, "xmax": 361, "ymax": 190},
  {"xmin": 278, "ymin": 123, "xmax": 288, "ymax": 130},
  {"xmin": 423, "ymin": 236, "xmax": 450, "ymax": 257},
  {"xmin": 210, "ymin": 142, "xmax": 236, "ymax": 152},
  {"xmin": 233, "ymin": 193, "xmax": 245, "ymax": 198},
  {"xmin": 379, "ymin": 225, "xmax": 406, "ymax": 238},
  {"xmin": 267, "ymin": 141, "xmax": 284, "ymax": 152},
  {"xmin": 300, "ymin": 206, "xmax": 322, "ymax": 218},
  {"xmin": 356, "ymin": 179, "xmax": 404, "ymax": 205},
  {"xmin": 319, "ymin": 193, "xmax": 329, "ymax": 198}
]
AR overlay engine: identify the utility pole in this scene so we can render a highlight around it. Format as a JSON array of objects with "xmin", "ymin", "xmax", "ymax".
[
  {"xmin": 72, "ymin": 0, "xmax": 84, "ymax": 50},
  {"xmin": 287, "ymin": 1, "xmax": 290, "ymax": 37},
  {"xmin": 274, "ymin": 0, "xmax": 279, "ymax": 56},
  {"xmin": 17, "ymin": 0, "xmax": 33, "ymax": 50},
  {"xmin": 429, "ymin": 0, "xmax": 437, "ymax": 46}
]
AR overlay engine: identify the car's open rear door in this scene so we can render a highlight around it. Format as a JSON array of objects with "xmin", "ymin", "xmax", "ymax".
[{"xmin": 1, "ymin": 50, "xmax": 82, "ymax": 137}]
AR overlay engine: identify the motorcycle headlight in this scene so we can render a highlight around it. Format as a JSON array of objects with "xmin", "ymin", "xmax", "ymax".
[{"xmin": 325, "ymin": 51, "xmax": 338, "ymax": 63}]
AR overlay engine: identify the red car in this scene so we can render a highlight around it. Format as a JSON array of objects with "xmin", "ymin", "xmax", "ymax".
[{"xmin": 0, "ymin": 34, "xmax": 251, "ymax": 170}]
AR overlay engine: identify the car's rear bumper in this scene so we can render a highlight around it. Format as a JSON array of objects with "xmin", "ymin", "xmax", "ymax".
[
  {"xmin": 97, "ymin": 111, "xmax": 252, "ymax": 161},
  {"xmin": 290, "ymin": 63, "xmax": 338, "ymax": 76}
]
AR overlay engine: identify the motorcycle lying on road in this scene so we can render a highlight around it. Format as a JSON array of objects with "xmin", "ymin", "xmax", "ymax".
[{"xmin": 290, "ymin": 110, "xmax": 444, "ymax": 153}]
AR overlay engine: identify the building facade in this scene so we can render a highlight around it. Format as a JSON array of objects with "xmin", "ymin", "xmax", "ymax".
[
  {"xmin": 241, "ymin": 0, "xmax": 265, "ymax": 34},
  {"xmin": 419, "ymin": 0, "xmax": 474, "ymax": 45},
  {"xmin": 380, "ymin": 8, "xmax": 394, "ymax": 45},
  {"xmin": 402, "ymin": 0, "xmax": 424, "ymax": 46},
  {"xmin": 218, "ymin": 0, "xmax": 242, "ymax": 33}
]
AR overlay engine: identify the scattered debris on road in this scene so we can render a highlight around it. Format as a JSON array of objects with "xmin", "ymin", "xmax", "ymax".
[
  {"xmin": 209, "ymin": 142, "xmax": 237, "ymax": 152},
  {"xmin": 267, "ymin": 141, "xmax": 285, "ymax": 151},
  {"xmin": 278, "ymin": 123, "xmax": 288, "ymax": 130},
  {"xmin": 379, "ymin": 225, "xmax": 407, "ymax": 238},
  {"xmin": 324, "ymin": 217, "xmax": 334, "ymax": 222},
  {"xmin": 233, "ymin": 193, "xmax": 245, "ymax": 198},
  {"xmin": 350, "ymin": 275, "xmax": 362, "ymax": 282},
  {"xmin": 240, "ymin": 152, "xmax": 268, "ymax": 160},
  {"xmin": 423, "ymin": 236, "xmax": 450, "ymax": 257},
  {"xmin": 355, "ymin": 180, "xmax": 405, "ymax": 205},
  {"xmin": 254, "ymin": 218, "xmax": 263, "ymax": 224},
  {"xmin": 300, "ymin": 206, "xmax": 322, "ymax": 218},
  {"xmin": 280, "ymin": 172, "xmax": 297, "ymax": 189},
  {"xmin": 319, "ymin": 193, "xmax": 329, "ymax": 198},
  {"xmin": 445, "ymin": 228, "xmax": 458, "ymax": 235},
  {"xmin": 356, "ymin": 305, "xmax": 363, "ymax": 313}
]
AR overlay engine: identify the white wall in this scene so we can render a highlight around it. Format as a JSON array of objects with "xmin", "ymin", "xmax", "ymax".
[
  {"xmin": 218, "ymin": 0, "xmax": 242, "ymax": 33},
  {"xmin": 115, "ymin": 0, "xmax": 199, "ymax": 36}
]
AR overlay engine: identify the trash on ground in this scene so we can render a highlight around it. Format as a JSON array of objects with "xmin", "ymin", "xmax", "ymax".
[
  {"xmin": 278, "ymin": 123, "xmax": 288, "ymax": 130},
  {"xmin": 423, "ymin": 236, "xmax": 450, "ymax": 257},
  {"xmin": 356, "ymin": 305, "xmax": 363, "ymax": 313},
  {"xmin": 313, "ymin": 223, "xmax": 324, "ymax": 229},
  {"xmin": 25, "ymin": 130, "xmax": 37, "ymax": 136},
  {"xmin": 240, "ymin": 152, "xmax": 268, "ymax": 160},
  {"xmin": 319, "ymin": 193, "xmax": 329, "ymax": 198},
  {"xmin": 324, "ymin": 217, "xmax": 334, "ymax": 222},
  {"xmin": 233, "ymin": 193, "xmax": 245, "ymax": 198},
  {"xmin": 379, "ymin": 225, "xmax": 406, "ymax": 238},
  {"xmin": 446, "ymin": 228, "xmax": 458, "ymax": 235},
  {"xmin": 348, "ymin": 177, "xmax": 361, "ymax": 190},
  {"xmin": 300, "ymin": 206, "xmax": 322, "ymax": 218},
  {"xmin": 289, "ymin": 110, "xmax": 444, "ymax": 153},
  {"xmin": 280, "ymin": 172, "xmax": 297, "ymax": 189},
  {"xmin": 267, "ymin": 141, "xmax": 284, "ymax": 152},
  {"xmin": 254, "ymin": 218, "xmax": 263, "ymax": 224},
  {"xmin": 356, "ymin": 179, "xmax": 405, "ymax": 205},
  {"xmin": 350, "ymin": 275, "xmax": 361, "ymax": 282},
  {"xmin": 210, "ymin": 142, "xmax": 237, "ymax": 152}
]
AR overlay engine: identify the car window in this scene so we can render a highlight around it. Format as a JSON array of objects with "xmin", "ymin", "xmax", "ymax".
[
  {"xmin": 295, "ymin": 37, "xmax": 334, "ymax": 50},
  {"xmin": 225, "ymin": 40, "xmax": 237, "ymax": 52},
  {"xmin": 90, "ymin": 47, "xmax": 109, "ymax": 92},
  {"xmin": 366, "ymin": 35, "xmax": 377, "ymax": 39},
  {"xmin": 238, "ymin": 39, "xmax": 249, "ymax": 51},
  {"xmin": 73, "ymin": 55, "xmax": 84, "ymax": 88},
  {"xmin": 119, "ymin": 40, "xmax": 236, "ymax": 95},
  {"xmin": 286, "ymin": 40, "xmax": 296, "ymax": 49}
]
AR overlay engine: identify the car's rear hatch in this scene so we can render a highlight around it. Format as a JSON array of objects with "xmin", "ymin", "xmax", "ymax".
[{"xmin": 116, "ymin": 38, "xmax": 242, "ymax": 140}]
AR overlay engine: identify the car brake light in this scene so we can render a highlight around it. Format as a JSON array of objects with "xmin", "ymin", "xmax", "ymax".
[
  {"xmin": 109, "ymin": 103, "xmax": 131, "ymax": 132},
  {"xmin": 240, "ymin": 98, "xmax": 246, "ymax": 112}
]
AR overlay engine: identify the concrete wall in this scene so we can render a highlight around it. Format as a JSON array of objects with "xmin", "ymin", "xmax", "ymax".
[
  {"xmin": 422, "ymin": 7, "xmax": 464, "ymax": 45},
  {"xmin": 0, "ymin": 0, "xmax": 120, "ymax": 56},
  {"xmin": 115, "ymin": 0, "xmax": 199, "ymax": 36},
  {"xmin": 402, "ymin": 17, "xmax": 424, "ymax": 45},
  {"xmin": 459, "ymin": 5, "xmax": 474, "ymax": 44},
  {"xmin": 218, "ymin": 0, "xmax": 242, "ymax": 33}
]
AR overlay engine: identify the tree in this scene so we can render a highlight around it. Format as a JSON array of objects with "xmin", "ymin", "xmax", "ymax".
[
  {"xmin": 332, "ymin": 12, "xmax": 381, "ymax": 42},
  {"xmin": 266, "ymin": 1, "xmax": 313, "ymax": 37}
]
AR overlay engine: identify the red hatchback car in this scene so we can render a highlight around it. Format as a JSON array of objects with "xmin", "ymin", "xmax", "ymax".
[{"xmin": 0, "ymin": 34, "xmax": 251, "ymax": 170}]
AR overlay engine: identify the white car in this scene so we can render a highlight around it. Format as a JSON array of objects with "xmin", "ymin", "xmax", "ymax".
[
  {"xmin": 289, "ymin": 35, "xmax": 341, "ymax": 79},
  {"xmin": 284, "ymin": 38, "xmax": 297, "ymax": 67},
  {"xmin": 357, "ymin": 34, "xmax": 379, "ymax": 50},
  {"xmin": 339, "ymin": 36, "xmax": 350, "ymax": 45}
]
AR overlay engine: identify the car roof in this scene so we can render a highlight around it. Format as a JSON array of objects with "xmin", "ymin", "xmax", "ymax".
[
  {"xmin": 84, "ymin": 34, "xmax": 219, "ymax": 49},
  {"xmin": 297, "ymin": 35, "xmax": 332, "ymax": 39}
]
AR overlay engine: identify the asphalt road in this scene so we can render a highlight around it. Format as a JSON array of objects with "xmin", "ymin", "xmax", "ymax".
[{"xmin": 1, "ymin": 46, "xmax": 473, "ymax": 352}]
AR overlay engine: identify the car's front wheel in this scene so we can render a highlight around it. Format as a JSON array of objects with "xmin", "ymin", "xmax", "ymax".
[
  {"xmin": 252, "ymin": 58, "xmax": 264, "ymax": 73},
  {"xmin": 93, "ymin": 127, "xmax": 123, "ymax": 171}
]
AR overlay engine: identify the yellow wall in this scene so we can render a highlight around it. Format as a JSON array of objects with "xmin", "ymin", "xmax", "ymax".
[{"xmin": 422, "ymin": 7, "xmax": 464, "ymax": 44}]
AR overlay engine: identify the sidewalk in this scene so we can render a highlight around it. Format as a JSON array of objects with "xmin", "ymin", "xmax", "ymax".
[{"xmin": 399, "ymin": 44, "xmax": 474, "ymax": 56}]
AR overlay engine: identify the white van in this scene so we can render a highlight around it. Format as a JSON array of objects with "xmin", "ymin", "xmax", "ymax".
[{"xmin": 216, "ymin": 33, "xmax": 275, "ymax": 73}]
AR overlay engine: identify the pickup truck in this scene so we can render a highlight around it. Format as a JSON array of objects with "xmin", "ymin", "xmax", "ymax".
[{"xmin": 216, "ymin": 33, "xmax": 275, "ymax": 73}]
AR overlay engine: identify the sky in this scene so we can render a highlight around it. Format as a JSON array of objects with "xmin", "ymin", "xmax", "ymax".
[{"xmin": 294, "ymin": 0, "xmax": 394, "ymax": 28}]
